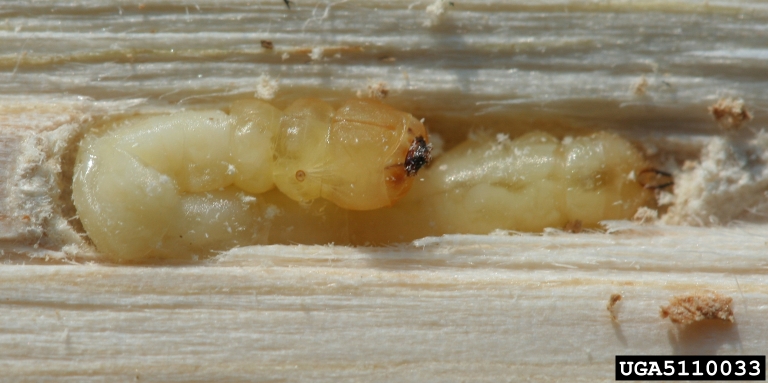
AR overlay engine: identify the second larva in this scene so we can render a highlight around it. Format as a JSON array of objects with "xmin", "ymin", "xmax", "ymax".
[
  {"xmin": 348, "ymin": 130, "xmax": 652, "ymax": 244},
  {"xmin": 73, "ymin": 98, "xmax": 653, "ymax": 261}
]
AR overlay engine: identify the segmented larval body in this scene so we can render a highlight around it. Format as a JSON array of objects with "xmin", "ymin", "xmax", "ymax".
[
  {"xmin": 345, "ymin": 131, "xmax": 654, "ymax": 243},
  {"xmin": 73, "ymin": 98, "xmax": 654, "ymax": 261},
  {"xmin": 73, "ymin": 98, "xmax": 430, "ymax": 261}
]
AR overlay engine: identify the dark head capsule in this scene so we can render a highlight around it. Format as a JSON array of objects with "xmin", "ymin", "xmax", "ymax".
[{"xmin": 404, "ymin": 136, "xmax": 432, "ymax": 177}]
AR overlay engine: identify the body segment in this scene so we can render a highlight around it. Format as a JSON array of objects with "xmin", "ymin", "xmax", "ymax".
[{"xmin": 73, "ymin": 98, "xmax": 430, "ymax": 261}]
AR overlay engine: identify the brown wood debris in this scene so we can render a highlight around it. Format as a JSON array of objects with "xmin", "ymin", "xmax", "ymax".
[
  {"xmin": 660, "ymin": 291, "xmax": 734, "ymax": 325},
  {"xmin": 631, "ymin": 75, "xmax": 649, "ymax": 96},
  {"xmin": 368, "ymin": 81, "xmax": 389, "ymax": 99},
  {"xmin": 607, "ymin": 293, "xmax": 622, "ymax": 322},
  {"xmin": 708, "ymin": 97, "xmax": 752, "ymax": 131},
  {"xmin": 563, "ymin": 219, "xmax": 582, "ymax": 233}
]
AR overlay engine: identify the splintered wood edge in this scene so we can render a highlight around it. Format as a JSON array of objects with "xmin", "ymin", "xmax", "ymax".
[{"xmin": 0, "ymin": 98, "xmax": 150, "ymax": 261}]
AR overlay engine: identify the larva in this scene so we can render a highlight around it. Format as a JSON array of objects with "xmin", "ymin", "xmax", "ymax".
[
  {"xmin": 73, "ymin": 98, "xmax": 431, "ymax": 261},
  {"xmin": 73, "ymin": 98, "xmax": 654, "ymax": 262},
  {"xmin": 345, "ymin": 130, "xmax": 654, "ymax": 244}
]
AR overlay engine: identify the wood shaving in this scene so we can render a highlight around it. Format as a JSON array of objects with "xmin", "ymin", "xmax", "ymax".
[
  {"xmin": 607, "ymin": 293, "xmax": 622, "ymax": 322},
  {"xmin": 633, "ymin": 207, "xmax": 658, "ymax": 224},
  {"xmin": 660, "ymin": 291, "xmax": 734, "ymax": 325},
  {"xmin": 631, "ymin": 75, "xmax": 649, "ymax": 96},
  {"xmin": 708, "ymin": 97, "xmax": 752, "ymax": 131}
]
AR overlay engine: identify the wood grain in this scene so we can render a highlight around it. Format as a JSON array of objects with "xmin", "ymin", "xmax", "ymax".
[
  {"xmin": 1, "ymin": 1, "xmax": 767, "ymax": 381},
  {"xmin": 3, "ymin": 226, "xmax": 768, "ymax": 382}
]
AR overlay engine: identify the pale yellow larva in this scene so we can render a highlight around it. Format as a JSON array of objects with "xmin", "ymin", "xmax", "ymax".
[
  {"xmin": 72, "ymin": 98, "xmax": 431, "ymax": 261},
  {"xmin": 73, "ymin": 98, "xmax": 655, "ymax": 262},
  {"xmin": 269, "ymin": 98, "xmax": 430, "ymax": 210},
  {"xmin": 344, "ymin": 130, "xmax": 655, "ymax": 244}
]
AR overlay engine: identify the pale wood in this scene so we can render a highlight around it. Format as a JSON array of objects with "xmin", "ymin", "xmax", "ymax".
[
  {"xmin": 2, "ymin": 225, "xmax": 768, "ymax": 382},
  {"xmin": 1, "ymin": 1, "xmax": 767, "ymax": 381}
]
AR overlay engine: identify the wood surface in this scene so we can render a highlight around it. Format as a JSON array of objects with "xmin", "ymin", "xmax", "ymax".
[{"xmin": 1, "ymin": 1, "xmax": 767, "ymax": 381}]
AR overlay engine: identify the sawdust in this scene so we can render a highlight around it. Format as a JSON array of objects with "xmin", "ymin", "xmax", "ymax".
[
  {"xmin": 309, "ymin": 47, "xmax": 324, "ymax": 61},
  {"xmin": 708, "ymin": 97, "xmax": 752, "ymax": 131},
  {"xmin": 255, "ymin": 74, "xmax": 279, "ymax": 100},
  {"xmin": 424, "ymin": 0, "xmax": 449, "ymax": 27},
  {"xmin": 631, "ymin": 75, "xmax": 649, "ymax": 96},
  {"xmin": 660, "ymin": 290, "xmax": 734, "ymax": 325},
  {"xmin": 0, "ymin": 99, "xmax": 131, "ymax": 261},
  {"xmin": 357, "ymin": 81, "xmax": 390, "ymax": 100},
  {"xmin": 661, "ymin": 130, "xmax": 768, "ymax": 226}
]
